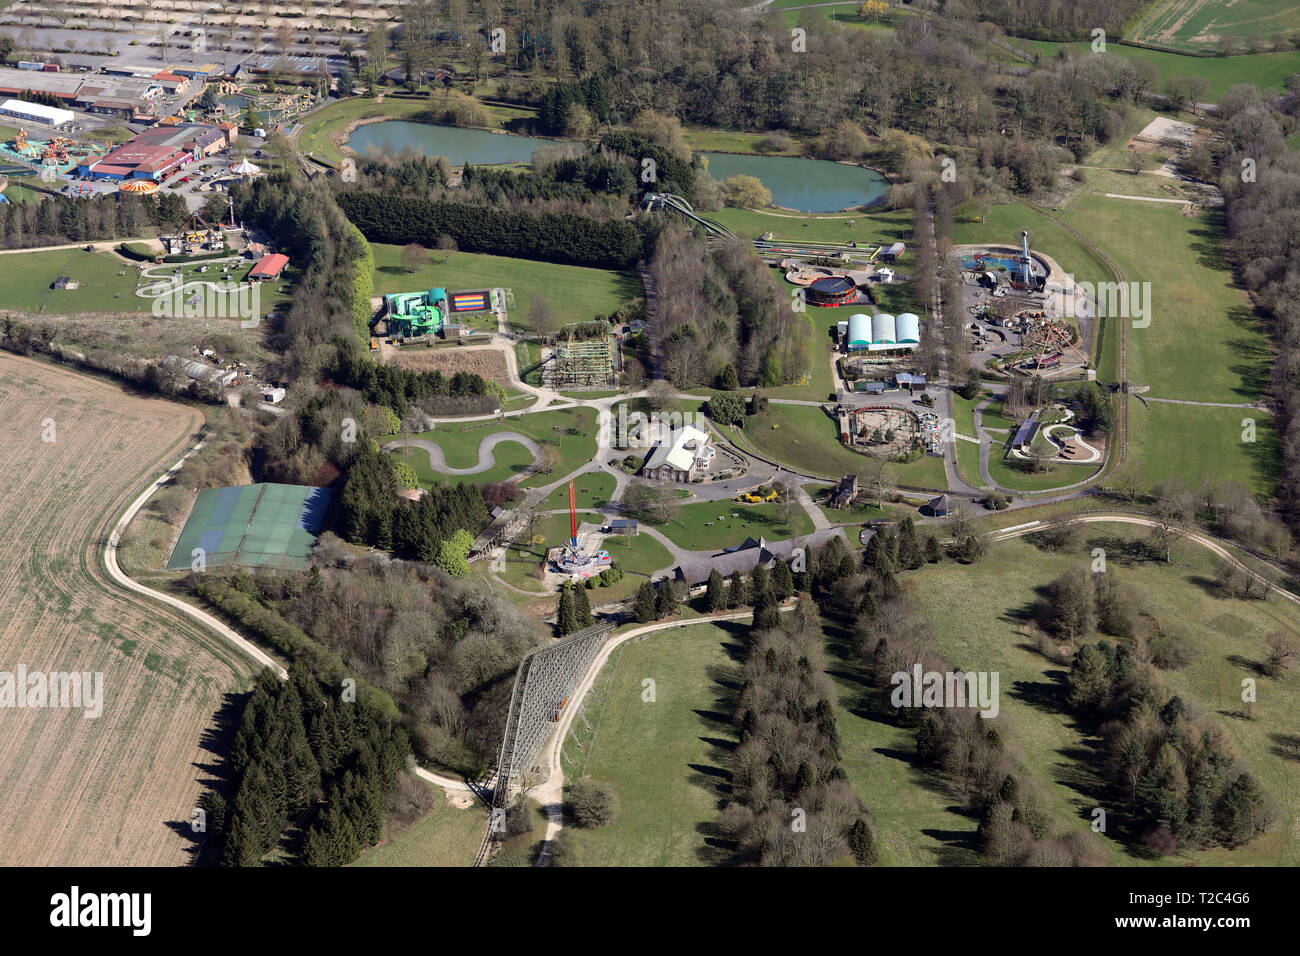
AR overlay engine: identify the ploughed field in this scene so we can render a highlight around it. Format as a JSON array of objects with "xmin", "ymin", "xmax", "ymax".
[{"xmin": 0, "ymin": 353, "xmax": 255, "ymax": 865}]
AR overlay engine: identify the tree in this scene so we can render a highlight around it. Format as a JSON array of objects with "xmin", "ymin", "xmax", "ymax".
[
  {"xmin": 435, "ymin": 529, "xmax": 473, "ymax": 578},
  {"xmin": 727, "ymin": 568, "xmax": 747, "ymax": 608},
  {"xmin": 337, "ymin": 69, "xmax": 356, "ymax": 97},
  {"xmin": 568, "ymin": 777, "xmax": 618, "ymax": 827},
  {"xmin": 572, "ymin": 581, "xmax": 594, "ymax": 629},
  {"xmin": 401, "ymin": 242, "xmax": 427, "ymax": 273},
  {"xmin": 717, "ymin": 363, "xmax": 739, "ymax": 390},
  {"xmin": 434, "ymin": 233, "xmax": 457, "ymax": 263},
  {"xmin": 633, "ymin": 580, "xmax": 656, "ymax": 622},
  {"xmin": 772, "ymin": 559, "xmax": 793, "ymax": 599},
  {"xmin": 705, "ymin": 569, "xmax": 725, "ymax": 612},
  {"xmin": 722, "ymin": 175, "xmax": 773, "ymax": 209},
  {"xmin": 848, "ymin": 819, "xmax": 877, "ymax": 866},
  {"xmin": 1263, "ymin": 630, "xmax": 1298, "ymax": 677},
  {"xmin": 924, "ymin": 535, "xmax": 941, "ymax": 563},
  {"xmin": 1150, "ymin": 482, "xmax": 1194, "ymax": 562},
  {"xmin": 529, "ymin": 294, "xmax": 557, "ymax": 337},
  {"xmin": 654, "ymin": 580, "xmax": 678, "ymax": 619},
  {"xmin": 557, "ymin": 587, "xmax": 578, "ymax": 635},
  {"xmin": 1046, "ymin": 566, "xmax": 1096, "ymax": 639},
  {"xmin": 708, "ymin": 392, "xmax": 745, "ymax": 426}
]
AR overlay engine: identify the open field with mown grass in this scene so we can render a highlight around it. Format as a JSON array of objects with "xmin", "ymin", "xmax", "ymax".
[
  {"xmin": 1125, "ymin": 401, "xmax": 1279, "ymax": 498},
  {"xmin": 0, "ymin": 353, "xmax": 257, "ymax": 865},
  {"xmin": 650, "ymin": 498, "xmax": 815, "ymax": 552},
  {"xmin": 0, "ymin": 248, "xmax": 145, "ymax": 313},
  {"xmin": 393, "ymin": 406, "xmax": 598, "ymax": 488},
  {"xmin": 901, "ymin": 523, "xmax": 1300, "ymax": 865},
  {"xmin": 559, "ymin": 621, "xmax": 742, "ymax": 865},
  {"xmin": 1056, "ymin": 199, "xmax": 1268, "ymax": 404},
  {"xmin": 351, "ymin": 779, "xmax": 484, "ymax": 867},
  {"xmin": 1011, "ymin": 40, "xmax": 1300, "ymax": 96},
  {"xmin": 372, "ymin": 245, "xmax": 640, "ymax": 332}
]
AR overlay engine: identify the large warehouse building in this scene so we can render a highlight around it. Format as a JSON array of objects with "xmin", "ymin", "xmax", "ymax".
[
  {"xmin": 0, "ymin": 99, "xmax": 74, "ymax": 126},
  {"xmin": 846, "ymin": 312, "xmax": 920, "ymax": 352}
]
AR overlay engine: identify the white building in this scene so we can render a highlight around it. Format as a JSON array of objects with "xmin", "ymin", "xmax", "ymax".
[
  {"xmin": 0, "ymin": 99, "xmax": 74, "ymax": 126},
  {"xmin": 642, "ymin": 425, "xmax": 714, "ymax": 482}
]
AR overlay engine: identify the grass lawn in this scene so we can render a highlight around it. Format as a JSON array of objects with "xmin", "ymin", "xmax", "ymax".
[
  {"xmin": 1127, "ymin": 401, "xmax": 1280, "ymax": 499},
  {"xmin": 729, "ymin": 402, "xmax": 950, "ymax": 489},
  {"xmin": 910, "ymin": 524, "xmax": 1300, "ymax": 865},
  {"xmin": 350, "ymin": 780, "xmax": 484, "ymax": 867},
  {"xmin": 395, "ymin": 406, "xmax": 597, "ymax": 488},
  {"xmin": 542, "ymin": 470, "xmax": 617, "ymax": 511},
  {"xmin": 803, "ymin": 482, "xmax": 917, "ymax": 524},
  {"xmin": 651, "ymin": 498, "xmax": 814, "ymax": 552},
  {"xmin": 372, "ymin": 245, "xmax": 640, "ymax": 331},
  {"xmin": 559, "ymin": 621, "xmax": 741, "ymax": 866},
  {"xmin": 683, "ymin": 127, "xmax": 803, "ymax": 156},
  {"xmin": 296, "ymin": 96, "xmax": 434, "ymax": 165},
  {"xmin": 0, "ymin": 248, "xmax": 146, "ymax": 313},
  {"xmin": 988, "ymin": 450, "xmax": 1098, "ymax": 492},
  {"xmin": 600, "ymin": 529, "xmax": 676, "ymax": 578},
  {"xmin": 393, "ymin": 439, "xmax": 534, "ymax": 486},
  {"xmin": 820, "ymin": 614, "xmax": 983, "ymax": 864},
  {"xmin": 1010, "ymin": 40, "xmax": 1300, "ymax": 97},
  {"xmin": 709, "ymin": 206, "xmax": 913, "ymax": 257},
  {"xmin": 1057, "ymin": 199, "xmax": 1268, "ymax": 404},
  {"xmin": 1, "ymin": 176, "xmax": 45, "ymax": 205}
]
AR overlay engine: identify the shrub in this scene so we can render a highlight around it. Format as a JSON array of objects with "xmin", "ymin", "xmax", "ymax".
[{"xmin": 568, "ymin": 777, "xmax": 618, "ymax": 828}]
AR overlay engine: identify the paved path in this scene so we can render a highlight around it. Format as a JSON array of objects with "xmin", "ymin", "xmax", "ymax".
[
  {"xmin": 384, "ymin": 432, "xmax": 541, "ymax": 476},
  {"xmin": 1144, "ymin": 396, "xmax": 1270, "ymax": 411},
  {"xmin": 1103, "ymin": 193, "xmax": 1192, "ymax": 205},
  {"xmin": 104, "ymin": 438, "xmax": 286, "ymax": 678}
]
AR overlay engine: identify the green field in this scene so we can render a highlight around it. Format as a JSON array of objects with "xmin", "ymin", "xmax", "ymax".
[
  {"xmin": 393, "ymin": 406, "xmax": 597, "ymax": 489},
  {"xmin": 1058, "ymin": 199, "xmax": 1267, "ymax": 404},
  {"xmin": 1013, "ymin": 40, "xmax": 1300, "ymax": 97},
  {"xmin": 559, "ymin": 621, "xmax": 740, "ymax": 866},
  {"xmin": 0, "ymin": 248, "xmax": 145, "ymax": 313},
  {"xmin": 709, "ymin": 205, "xmax": 912, "ymax": 255},
  {"xmin": 1127, "ymin": 401, "xmax": 1279, "ymax": 498},
  {"xmin": 350, "ymin": 780, "xmax": 484, "ymax": 867},
  {"xmin": 542, "ymin": 471, "xmax": 618, "ymax": 511},
  {"xmin": 1127, "ymin": 0, "xmax": 1300, "ymax": 55},
  {"xmin": 729, "ymin": 402, "xmax": 950, "ymax": 489},
  {"xmin": 651, "ymin": 497, "xmax": 815, "ymax": 552},
  {"xmin": 905, "ymin": 524, "xmax": 1300, "ymax": 865},
  {"xmin": 372, "ymin": 245, "xmax": 640, "ymax": 332}
]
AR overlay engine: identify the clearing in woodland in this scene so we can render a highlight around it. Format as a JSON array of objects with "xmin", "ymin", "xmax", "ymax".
[{"xmin": 0, "ymin": 353, "xmax": 257, "ymax": 865}]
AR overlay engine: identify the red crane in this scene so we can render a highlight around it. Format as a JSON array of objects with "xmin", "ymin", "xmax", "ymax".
[{"xmin": 569, "ymin": 479, "xmax": 578, "ymax": 549}]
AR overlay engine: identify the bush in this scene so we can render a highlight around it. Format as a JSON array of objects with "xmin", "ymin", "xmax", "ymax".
[
  {"xmin": 1148, "ymin": 624, "xmax": 1197, "ymax": 670},
  {"xmin": 568, "ymin": 777, "xmax": 618, "ymax": 828}
]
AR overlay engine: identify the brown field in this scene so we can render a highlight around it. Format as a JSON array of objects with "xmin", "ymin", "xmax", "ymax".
[
  {"xmin": 389, "ymin": 346, "xmax": 511, "ymax": 388},
  {"xmin": 0, "ymin": 353, "xmax": 257, "ymax": 866}
]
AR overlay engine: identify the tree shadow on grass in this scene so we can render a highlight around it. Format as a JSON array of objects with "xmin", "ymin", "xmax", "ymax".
[
  {"xmin": 176, "ymin": 689, "xmax": 247, "ymax": 865},
  {"xmin": 1268, "ymin": 733, "xmax": 1300, "ymax": 762},
  {"xmin": 1226, "ymin": 653, "xmax": 1264, "ymax": 677}
]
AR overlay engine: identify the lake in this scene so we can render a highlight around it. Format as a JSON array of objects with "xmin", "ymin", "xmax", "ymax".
[{"xmin": 347, "ymin": 122, "xmax": 887, "ymax": 211}]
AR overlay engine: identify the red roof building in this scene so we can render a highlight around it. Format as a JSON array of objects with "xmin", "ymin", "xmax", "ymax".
[{"xmin": 250, "ymin": 254, "xmax": 289, "ymax": 280}]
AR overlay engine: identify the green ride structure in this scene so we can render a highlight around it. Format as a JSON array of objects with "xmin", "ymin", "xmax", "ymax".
[{"xmin": 384, "ymin": 287, "xmax": 447, "ymax": 338}]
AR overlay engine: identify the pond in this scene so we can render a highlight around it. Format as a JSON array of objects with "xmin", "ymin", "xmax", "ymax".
[
  {"xmin": 701, "ymin": 152, "xmax": 887, "ymax": 213},
  {"xmin": 347, "ymin": 122, "xmax": 888, "ymax": 212},
  {"xmin": 348, "ymin": 121, "xmax": 556, "ymax": 166}
]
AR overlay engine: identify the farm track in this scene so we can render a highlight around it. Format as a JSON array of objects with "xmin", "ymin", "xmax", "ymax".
[{"xmin": 0, "ymin": 353, "xmax": 256, "ymax": 865}]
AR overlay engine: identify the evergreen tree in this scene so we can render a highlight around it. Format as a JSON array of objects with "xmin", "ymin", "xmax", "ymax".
[
  {"xmin": 897, "ymin": 516, "xmax": 923, "ymax": 570},
  {"xmin": 556, "ymin": 586, "xmax": 577, "ymax": 635},
  {"xmin": 655, "ymin": 581, "xmax": 677, "ymax": 619},
  {"xmin": 705, "ymin": 569, "xmax": 725, "ymax": 611},
  {"xmin": 924, "ymin": 535, "xmax": 942, "ymax": 563},
  {"xmin": 633, "ymin": 580, "xmax": 656, "ymax": 623},
  {"xmin": 848, "ymin": 819, "xmax": 877, "ymax": 866},
  {"xmin": 728, "ymin": 568, "xmax": 748, "ymax": 607},
  {"xmin": 771, "ymin": 559, "xmax": 793, "ymax": 600},
  {"xmin": 572, "ymin": 581, "xmax": 594, "ymax": 629},
  {"xmin": 751, "ymin": 564, "xmax": 771, "ymax": 603}
]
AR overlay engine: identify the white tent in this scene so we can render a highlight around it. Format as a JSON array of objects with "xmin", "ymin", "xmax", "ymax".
[{"xmin": 229, "ymin": 158, "xmax": 260, "ymax": 176}]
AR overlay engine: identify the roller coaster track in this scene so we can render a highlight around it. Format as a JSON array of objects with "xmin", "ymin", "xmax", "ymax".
[{"xmin": 643, "ymin": 192, "xmax": 738, "ymax": 241}]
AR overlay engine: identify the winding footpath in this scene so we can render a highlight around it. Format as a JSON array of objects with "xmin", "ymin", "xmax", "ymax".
[{"xmin": 384, "ymin": 432, "xmax": 541, "ymax": 476}]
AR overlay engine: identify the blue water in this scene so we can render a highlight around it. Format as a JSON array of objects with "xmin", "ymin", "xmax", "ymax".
[
  {"xmin": 346, "ymin": 121, "xmax": 887, "ymax": 211},
  {"xmin": 700, "ymin": 151, "xmax": 887, "ymax": 213}
]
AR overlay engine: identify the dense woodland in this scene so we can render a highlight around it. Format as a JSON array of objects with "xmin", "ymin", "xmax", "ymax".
[
  {"xmin": 0, "ymin": 190, "xmax": 188, "ymax": 249},
  {"xmin": 203, "ymin": 665, "xmax": 412, "ymax": 866}
]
